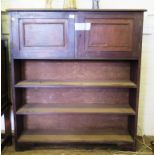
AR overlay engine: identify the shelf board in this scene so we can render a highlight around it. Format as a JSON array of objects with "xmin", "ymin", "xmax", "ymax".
[
  {"xmin": 15, "ymin": 80, "xmax": 137, "ymax": 88},
  {"xmin": 16, "ymin": 104, "xmax": 135, "ymax": 115},
  {"xmin": 18, "ymin": 130, "xmax": 134, "ymax": 144}
]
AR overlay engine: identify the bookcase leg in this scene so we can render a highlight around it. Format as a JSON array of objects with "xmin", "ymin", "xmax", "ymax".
[
  {"xmin": 1, "ymin": 107, "xmax": 12, "ymax": 151},
  {"xmin": 4, "ymin": 107, "xmax": 12, "ymax": 146},
  {"xmin": 118, "ymin": 143, "xmax": 136, "ymax": 151},
  {"xmin": 15, "ymin": 143, "xmax": 32, "ymax": 151}
]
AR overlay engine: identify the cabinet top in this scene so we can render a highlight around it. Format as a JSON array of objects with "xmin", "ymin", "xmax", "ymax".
[{"xmin": 7, "ymin": 8, "xmax": 146, "ymax": 12}]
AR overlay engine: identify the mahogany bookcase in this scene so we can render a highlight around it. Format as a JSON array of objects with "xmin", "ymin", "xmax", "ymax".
[{"xmin": 8, "ymin": 9, "xmax": 145, "ymax": 151}]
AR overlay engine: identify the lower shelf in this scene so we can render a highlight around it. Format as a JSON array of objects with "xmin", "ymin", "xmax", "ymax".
[{"xmin": 18, "ymin": 130, "xmax": 134, "ymax": 144}]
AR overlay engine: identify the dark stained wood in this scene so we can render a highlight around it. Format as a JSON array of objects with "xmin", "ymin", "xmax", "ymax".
[
  {"xmin": 128, "ymin": 13, "xmax": 144, "ymax": 143},
  {"xmin": 1, "ymin": 39, "xmax": 11, "ymax": 113},
  {"xmin": 1, "ymin": 106, "xmax": 12, "ymax": 150},
  {"xmin": 19, "ymin": 18, "xmax": 71, "ymax": 53},
  {"xmin": 9, "ymin": 10, "xmax": 144, "ymax": 151},
  {"xmin": 16, "ymin": 103, "xmax": 135, "ymax": 115},
  {"xmin": 76, "ymin": 12, "xmax": 144, "ymax": 59},
  {"xmin": 24, "ymin": 114, "xmax": 128, "ymax": 131},
  {"xmin": 85, "ymin": 18, "xmax": 133, "ymax": 51},
  {"xmin": 21, "ymin": 19, "xmax": 65, "ymax": 47},
  {"xmin": 10, "ymin": 12, "xmax": 74, "ymax": 59},
  {"xmin": 18, "ymin": 129, "xmax": 133, "ymax": 144},
  {"xmin": 22, "ymin": 88, "xmax": 130, "ymax": 107},
  {"xmin": 17, "ymin": 60, "xmax": 131, "ymax": 81},
  {"xmin": 15, "ymin": 80, "xmax": 137, "ymax": 88},
  {"xmin": 1, "ymin": 39, "xmax": 12, "ymax": 150},
  {"xmin": 118, "ymin": 143, "xmax": 136, "ymax": 151},
  {"xmin": 16, "ymin": 115, "xmax": 24, "ymax": 138}
]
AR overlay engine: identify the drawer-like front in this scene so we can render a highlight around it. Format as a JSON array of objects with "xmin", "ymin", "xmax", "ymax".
[
  {"xmin": 76, "ymin": 12, "xmax": 143, "ymax": 59},
  {"xmin": 11, "ymin": 12, "xmax": 75, "ymax": 59}
]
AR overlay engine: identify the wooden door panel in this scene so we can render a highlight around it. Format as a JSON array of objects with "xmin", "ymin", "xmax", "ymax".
[
  {"xmin": 23, "ymin": 22, "xmax": 65, "ymax": 47},
  {"xmin": 86, "ymin": 19, "xmax": 133, "ymax": 52},
  {"xmin": 11, "ymin": 12, "xmax": 74, "ymax": 59},
  {"xmin": 76, "ymin": 12, "xmax": 143, "ymax": 59},
  {"xmin": 20, "ymin": 19, "xmax": 67, "ymax": 49}
]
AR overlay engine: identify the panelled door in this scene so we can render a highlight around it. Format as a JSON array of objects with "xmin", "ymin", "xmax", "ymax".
[
  {"xmin": 76, "ymin": 12, "xmax": 142, "ymax": 59},
  {"xmin": 11, "ymin": 12, "xmax": 75, "ymax": 59}
]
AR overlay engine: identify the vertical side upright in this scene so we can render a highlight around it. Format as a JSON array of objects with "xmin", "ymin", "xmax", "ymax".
[{"xmin": 128, "ymin": 12, "xmax": 144, "ymax": 150}]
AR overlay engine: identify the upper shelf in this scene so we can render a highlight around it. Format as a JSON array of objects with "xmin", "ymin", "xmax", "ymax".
[
  {"xmin": 15, "ymin": 80, "xmax": 137, "ymax": 88},
  {"xmin": 7, "ymin": 8, "xmax": 147, "ymax": 12}
]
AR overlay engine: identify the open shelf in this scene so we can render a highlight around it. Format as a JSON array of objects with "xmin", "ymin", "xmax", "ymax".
[
  {"xmin": 15, "ymin": 80, "xmax": 137, "ymax": 88},
  {"xmin": 16, "ymin": 104, "xmax": 136, "ymax": 115},
  {"xmin": 18, "ymin": 130, "xmax": 134, "ymax": 144}
]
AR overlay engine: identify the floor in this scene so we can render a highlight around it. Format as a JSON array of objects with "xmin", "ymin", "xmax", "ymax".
[{"xmin": 2, "ymin": 137, "xmax": 153, "ymax": 155}]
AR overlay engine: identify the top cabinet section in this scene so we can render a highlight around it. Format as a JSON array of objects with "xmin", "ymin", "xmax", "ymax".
[
  {"xmin": 10, "ymin": 12, "xmax": 75, "ymax": 59},
  {"xmin": 76, "ymin": 12, "xmax": 143, "ymax": 59},
  {"xmin": 10, "ymin": 11, "xmax": 144, "ymax": 59}
]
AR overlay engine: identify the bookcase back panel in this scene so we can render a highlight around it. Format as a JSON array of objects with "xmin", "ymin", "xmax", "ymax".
[
  {"xmin": 24, "ymin": 114, "xmax": 128, "ymax": 131},
  {"xmin": 23, "ymin": 88, "xmax": 129, "ymax": 106},
  {"xmin": 20, "ymin": 61, "xmax": 130, "ymax": 81}
]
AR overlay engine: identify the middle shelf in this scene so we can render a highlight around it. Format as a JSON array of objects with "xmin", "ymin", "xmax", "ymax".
[
  {"xmin": 15, "ymin": 80, "xmax": 137, "ymax": 88},
  {"xmin": 16, "ymin": 104, "xmax": 136, "ymax": 115}
]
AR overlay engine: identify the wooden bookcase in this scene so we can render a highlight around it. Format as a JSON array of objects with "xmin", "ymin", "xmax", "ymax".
[{"xmin": 8, "ymin": 9, "xmax": 145, "ymax": 151}]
